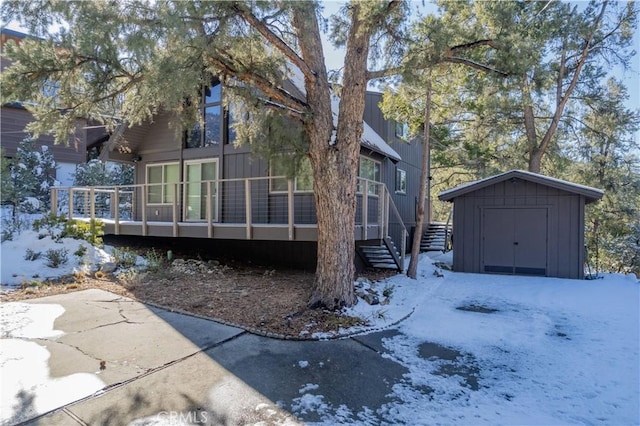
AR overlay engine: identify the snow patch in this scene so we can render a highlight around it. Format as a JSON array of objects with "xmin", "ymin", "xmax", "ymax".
[{"xmin": 0, "ymin": 302, "xmax": 105, "ymax": 424}]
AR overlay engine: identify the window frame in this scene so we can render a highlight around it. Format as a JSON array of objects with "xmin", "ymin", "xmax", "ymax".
[
  {"xmin": 146, "ymin": 162, "xmax": 180, "ymax": 205},
  {"xmin": 269, "ymin": 155, "xmax": 314, "ymax": 194},
  {"xmin": 186, "ymin": 81, "xmax": 224, "ymax": 148},
  {"xmin": 357, "ymin": 156, "xmax": 381, "ymax": 196},
  {"xmin": 183, "ymin": 158, "xmax": 219, "ymax": 222},
  {"xmin": 395, "ymin": 168, "xmax": 407, "ymax": 195},
  {"xmin": 395, "ymin": 121, "xmax": 410, "ymax": 141}
]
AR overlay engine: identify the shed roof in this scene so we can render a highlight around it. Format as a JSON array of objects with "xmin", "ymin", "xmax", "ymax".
[{"xmin": 438, "ymin": 170, "xmax": 604, "ymax": 204}]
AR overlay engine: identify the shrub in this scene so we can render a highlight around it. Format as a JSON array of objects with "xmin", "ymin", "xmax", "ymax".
[
  {"xmin": 144, "ymin": 248, "xmax": 164, "ymax": 272},
  {"xmin": 64, "ymin": 219, "xmax": 104, "ymax": 247},
  {"xmin": 112, "ymin": 247, "xmax": 138, "ymax": 269},
  {"xmin": 24, "ymin": 249, "xmax": 42, "ymax": 261},
  {"xmin": 74, "ymin": 244, "xmax": 88, "ymax": 258},
  {"xmin": 33, "ymin": 213, "xmax": 68, "ymax": 241},
  {"xmin": 32, "ymin": 214, "xmax": 104, "ymax": 246},
  {"xmin": 45, "ymin": 248, "xmax": 69, "ymax": 268},
  {"xmin": 1, "ymin": 214, "xmax": 32, "ymax": 242}
]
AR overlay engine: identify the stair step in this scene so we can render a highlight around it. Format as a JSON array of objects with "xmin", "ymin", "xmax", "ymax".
[{"xmin": 370, "ymin": 262, "xmax": 398, "ymax": 269}]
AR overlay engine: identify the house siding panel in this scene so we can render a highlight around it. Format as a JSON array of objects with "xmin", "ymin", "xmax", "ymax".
[{"xmin": 1, "ymin": 106, "xmax": 87, "ymax": 165}]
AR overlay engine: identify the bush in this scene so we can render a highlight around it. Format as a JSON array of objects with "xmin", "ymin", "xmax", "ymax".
[
  {"xmin": 65, "ymin": 219, "xmax": 104, "ymax": 247},
  {"xmin": 144, "ymin": 248, "xmax": 164, "ymax": 272},
  {"xmin": 45, "ymin": 248, "xmax": 69, "ymax": 268},
  {"xmin": 74, "ymin": 244, "xmax": 88, "ymax": 258},
  {"xmin": 32, "ymin": 214, "xmax": 104, "ymax": 246},
  {"xmin": 1, "ymin": 214, "xmax": 32, "ymax": 242},
  {"xmin": 24, "ymin": 249, "xmax": 42, "ymax": 261},
  {"xmin": 112, "ymin": 247, "xmax": 138, "ymax": 269}
]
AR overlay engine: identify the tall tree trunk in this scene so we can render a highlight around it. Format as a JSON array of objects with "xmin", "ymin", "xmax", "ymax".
[
  {"xmin": 293, "ymin": 4, "xmax": 369, "ymax": 309},
  {"xmin": 407, "ymin": 80, "xmax": 431, "ymax": 279},
  {"xmin": 524, "ymin": 3, "xmax": 608, "ymax": 173}
]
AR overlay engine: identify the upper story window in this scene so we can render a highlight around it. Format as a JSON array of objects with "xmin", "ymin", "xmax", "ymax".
[
  {"xmin": 395, "ymin": 168, "xmax": 407, "ymax": 194},
  {"xmin": 395, "ymin": 121, "xmax": 410, "ymax": 141},
  {"xmin": 187, "ymin": 81, "xmax": 222, "ymax": 148}
]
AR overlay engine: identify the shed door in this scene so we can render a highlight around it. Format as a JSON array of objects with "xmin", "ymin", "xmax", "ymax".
[{"xmin": 482, "ymin": 208, "xmax": 548, "ymax": 275}]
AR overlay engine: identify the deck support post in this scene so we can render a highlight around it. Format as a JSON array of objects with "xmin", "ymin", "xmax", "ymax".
[
  {"xmin": 69, "ymin": 189, "xmax": 74, "ymax": 220},
  {"xmin": 89, "ymin": 187, "xmax": 95, "ymax": 221},
  {"xmin": 207, "ymin": 181, "xmax": 213, "ymax": 238},
  {"xmin": 362, "ymin": 181, "xmax": 368, "ymax": 240},
  {"xmin": 50, "ymin": 189, "xmax": 57, "ymax": 215},
  {"xmin": 287, "ymin": 179, "xmax": 294, "ymax": 240},
  {"xmin": 245, "ymin": 179, "xmax": 252, "ymax": 239},
  {"xmin": 114, "ymin": 187, "xmax": 120, "ymax": 235},
  {"xmin": 172, "ymin": 183, "xmax": 178, "ymax": 237},
  {"xmin": 141, "ymin": 185, "xmax": 148, "ymax": 236}
]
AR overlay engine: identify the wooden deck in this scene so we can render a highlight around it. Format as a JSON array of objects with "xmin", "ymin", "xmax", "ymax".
[
  {"xmin": 90, "ymin": 219, "xmax": 386, "ymax": 242},
  {"xmin": 52, "ymin": 177, "xmax": 405, "ymax": 255}
]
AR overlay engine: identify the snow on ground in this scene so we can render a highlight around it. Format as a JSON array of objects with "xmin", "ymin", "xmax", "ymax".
[
  {"xmin": 0, "ymin": 302, "xmax": 105, "ymax": 425},
  {"xmin": 294, "ymin": 253, "xmax": 640, "ymax": 425},
  {"xmin": 0, "ymin": 224, "xmax": 147, "ymax": 288},
  {"xmin": 0, "ymin": 230, "xmax": 114, "ymax": 286}
]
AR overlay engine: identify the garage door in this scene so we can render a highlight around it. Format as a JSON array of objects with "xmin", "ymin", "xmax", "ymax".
[{"xmin": 482, "ymin": 208, "xmax": 548, "ymax": 275}]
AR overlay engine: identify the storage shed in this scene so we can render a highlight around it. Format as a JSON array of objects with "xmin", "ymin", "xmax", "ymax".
[{"xmin": 438, "ymin": 170, "xmax": 604, "ymax": 279}]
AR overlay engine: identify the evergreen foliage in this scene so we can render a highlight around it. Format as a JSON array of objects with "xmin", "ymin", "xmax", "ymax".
[
  {"xmin": 72, "ymin": 160, "xmax": 133, "ymax": 187},
  {"xmin": 0, "ymin": 137, "xmax": 57, "ymax": 214}
]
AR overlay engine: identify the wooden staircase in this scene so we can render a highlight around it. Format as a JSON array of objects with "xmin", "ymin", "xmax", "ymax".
[
  {"xmin": 359, "ymin": 237, "xmax": 403, "ymax": 271},
  {"xmin": 420, "ymin": 221, "xmax": 450, "ymax": 252}
]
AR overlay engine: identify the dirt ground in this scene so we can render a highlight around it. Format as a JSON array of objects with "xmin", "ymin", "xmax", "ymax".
[{"xmin": 0, "ymin": 257, "xmax": 397, "ymax": 338}]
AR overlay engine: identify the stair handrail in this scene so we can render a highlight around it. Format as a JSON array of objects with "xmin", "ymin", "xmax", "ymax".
[
  {"xmin": 382, "ymin": 185, "xmax": 407, "ymax": 271},
  {"xmin": 444, "ymin": 206, "xmax": 453, "ymax": 252}
]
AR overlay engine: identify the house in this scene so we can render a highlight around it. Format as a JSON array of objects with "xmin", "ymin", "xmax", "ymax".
[
  {"xmin": 51, "ymin": 77, "xmax": 431, "ymax": 270},
  {"xmin": 438, "ymin": 170, "xmax": 604, "ymax": 279},
  {"xmin": 0, "ymin": 28, "xmax": 107, "ymax": 185}
]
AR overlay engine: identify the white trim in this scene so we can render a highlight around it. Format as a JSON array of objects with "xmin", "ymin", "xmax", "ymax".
[
  {"xmin": 357, "ymin": 155, "xmax": 381, "ymax": 196},
  {"xmin": 395, "ymin": 167, "xmax": 407, "ymax": 195},
  {"xmin": 183, "ymin": 158, "xmax": 219, "ymax": 222},
  {"xmin": 146, "ymin": 161, "xmax": 180, "ymax": 205}
]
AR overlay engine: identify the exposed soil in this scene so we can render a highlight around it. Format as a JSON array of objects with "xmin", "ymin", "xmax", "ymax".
[{"xmin": 0, "ymin": 257, "xmax": 397, "ymax": 339}]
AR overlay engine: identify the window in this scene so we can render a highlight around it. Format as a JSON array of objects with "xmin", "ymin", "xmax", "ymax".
[
  {"xmin": 270, "ymin": 155, "xmax": 313, "ymax": 193},
  {"xmin": 187, "ymin": 81, "xmax": 223, "ymax": 148},
  {"xmin": 147, "ymin": 163, "xmax": 179, "ymax": 204},
  {"xmin": 395, "ymin": 168, "xmax": 407, "ymax": 194},
  {"xmin": 358, "ymin": 156, "xmax": 381, "ymax": 195},
  {"xmin": 395, "ymin": 121, "xmax": 409, "ymax": 140}
]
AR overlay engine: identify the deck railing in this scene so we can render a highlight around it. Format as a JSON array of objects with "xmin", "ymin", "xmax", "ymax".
[{"xmin": 50, "ymin": 176, "xmax": 406, "ymax": 259}]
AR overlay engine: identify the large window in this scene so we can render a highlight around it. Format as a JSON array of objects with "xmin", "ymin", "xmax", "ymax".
[
  {"xmin": 147, "ymin": 163, "xmax": 179, "ymax": 204},
  {"xmin": 184, "ymin": 159, "xmax": 218, "ymax": 221},
  {"xmin": 270, "ymin": 156, "xmax": 313, "ymax": 193},
  {"xmin": 187, "ymin": 81, "xmax": 222, "ymax": 148},
  {"xmin": 358, "ymin": 156, "xmax": 381, "ymax": 195}
]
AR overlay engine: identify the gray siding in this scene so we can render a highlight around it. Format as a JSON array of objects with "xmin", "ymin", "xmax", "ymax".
[
  {"xmin": 1, "ymin": 105, "xmax": 88, "ymax": 165},
  {"xmin": 451, "ymin": 179, "xmax": 586, "ymax": 279},
  {"xmin": 364, "ymin": 92, "xmax": 427, "ymax": 230}
]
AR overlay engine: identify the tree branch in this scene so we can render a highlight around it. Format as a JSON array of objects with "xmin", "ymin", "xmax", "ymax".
[
  {"xmin": 230, "ymin": 2, "xmax": 316, "ymax": 83},
  {"xmin": 449, "ymin": 39, "xmax": 499, "ymax": 52},
  {"xmin": 443, "ymin": 57, "xmax": 508, "ymax": 76}
]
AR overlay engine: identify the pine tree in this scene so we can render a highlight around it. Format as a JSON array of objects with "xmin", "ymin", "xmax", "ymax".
[{"xmin": 9, "ymin": 137, "xmax": 57, "ymax": 213}]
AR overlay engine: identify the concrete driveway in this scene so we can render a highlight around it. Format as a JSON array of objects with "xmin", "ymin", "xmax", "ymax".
[{"xmin": 1, "ymin": 289, "xmax": 410, "ymax": 425}]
